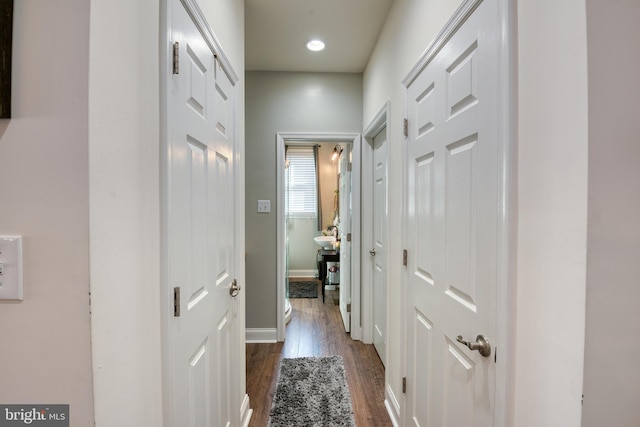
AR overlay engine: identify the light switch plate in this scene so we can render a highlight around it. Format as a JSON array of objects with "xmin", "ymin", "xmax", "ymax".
[
  {"xmin": 257, "ymin": 200, "xmax": 271, "ymax": 213},
  {"xmin": 0, "ymin": 236, "xmax": 23, "ymax": 301}
]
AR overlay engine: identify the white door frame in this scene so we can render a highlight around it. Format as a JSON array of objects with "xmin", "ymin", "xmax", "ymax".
[
  {"xmin": 276, "ymin": 132, "xmax": 362, "ymax": 341},
  {"xmin": 362, "ymin": 102, "xmax": 390, "ymax": 345},
  {"xmin": 400, "ymin": 0, "xmax": 516, "ymax": 425},
  {"xmin": 160, "ymin": 0, "xmax": 250, "ymax": 425}
]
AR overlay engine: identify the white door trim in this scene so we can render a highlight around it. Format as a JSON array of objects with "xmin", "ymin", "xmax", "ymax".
[
  {"xmin": 276, "ymin": 132, "xmax": 362, "ymax": 341},
  {"xmin": 401, "ymin": 0, "xmax": 516, "ymax": 425},
  {"xmin": 176, "ymin": 0, "xmax": 238, "ymax": 84},
  {"xmin": 362, "ymin": 102, "xmax": 390, "ymax": 345}
]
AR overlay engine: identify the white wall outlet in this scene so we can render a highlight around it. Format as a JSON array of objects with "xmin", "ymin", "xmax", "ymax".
[
  {"xmin": 0, "ymin": 236, "xmax": 23, "ymax": 301},
  {"xmin": 257, "ymin": 200, "xmax": 271, "ymax": 213}
]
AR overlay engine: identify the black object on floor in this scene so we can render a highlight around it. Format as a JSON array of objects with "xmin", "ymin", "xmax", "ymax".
[{"xmin": 288, "ymin": 281, "xmax": 318, "ymax": 298}]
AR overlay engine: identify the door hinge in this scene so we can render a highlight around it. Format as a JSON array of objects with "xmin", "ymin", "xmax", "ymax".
[
  {"xmin": 402, "ymin": 377, "xmax": 407, "ymax": 394},
  {"xmin": 403, "ymin": 249, "xmax": 408, "ymax": 266},
  {"xmin": 347, "ymin": 162, "xmax": 352, "ymax": 172},
  {"xmin": 403, "ymin": 118, "xmax": 408, "ymax": 137},
  {"xmin": 347, "ymin": 303, "xmax": 351, "ymax": 313},
  {"xmin": 173, "ymin": 286, "xmax": 181, "ymax": 317},
  {"xmin": 172, "ymin": 42, "xmax": 180, "ymax": 74},
  {"xmin": 346, "ymin": 233, "xmax": 352, "ymax": 242}
]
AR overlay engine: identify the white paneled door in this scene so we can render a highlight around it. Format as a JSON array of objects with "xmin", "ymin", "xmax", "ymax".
[
  {"xmin": 165, "ymin": 1, "xmax": 242, "ymax": 425},
  {"xmin": 405, "ymin": 0, "xmax": 503, "ymax": 425},
  {"xmin": 339, "ymin": 145, "xmax": 352, "ymax": 332},
  {"xmin": 372, "ymin": 127, "xmax": 388, "ymax": 366}
]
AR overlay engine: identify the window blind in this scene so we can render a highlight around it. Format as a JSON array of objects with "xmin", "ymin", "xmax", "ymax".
[{"xmin": 285, "ymin": 146, "xmax": 317, "ymax": 217}]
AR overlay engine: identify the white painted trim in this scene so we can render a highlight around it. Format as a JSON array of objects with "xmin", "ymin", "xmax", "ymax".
[
  {"xmin": 363, "ymin": 103, "xmax": 389, "ymax": 138},
  {"xmin": 494, "ymin": 1, "xmax": 518, "ymax": 426},
  {"xmin": 159, "ymin": 2, "xmax": 171, "ymax": 426},
  {"xmin": 245, "ymin": 328, "xmax": 278, "ymax": 343},
  {"xmin": 350, "ymin": 136, "xmax": 363, "ymax": 342},
  {"xmin": 288, "ymin": 269, "xmax": 317, "ymax": 278},
  {"xmin": 276, "ymin": 134, "xmax": 286, "ymax": 342},
  {"xmin": 361, "ymin": 142, "xmax": 372, "ymax": 344},
  {"xmin": 362, "ymin": 102, "xmax": 390, "ymax": 345},
  {"xmin": 384, "ymin": 383, "xmax": 401, "ymax": 427},
  {"xmin": 277, "ymin": 132, "xmax": 362, "ymax": 342},
  {"xmin": 402, "ymin": 0, "xmax": 483, "ymax": 87},
  {"xmin": 240, "ymin": 394, "xmax": 252, "ymax": 427},
  {"xmin": 179, "ymin": 0, "xmax": 238, "ymax": 84},
  {"xmin": 400, "ymin": 1, "xmax": 516, "ymax": 426}
]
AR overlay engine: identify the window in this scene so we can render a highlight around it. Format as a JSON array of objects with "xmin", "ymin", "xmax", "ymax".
[{"xmin": 285, "ymin": 146, "xmax": 317, "ymax": 217}]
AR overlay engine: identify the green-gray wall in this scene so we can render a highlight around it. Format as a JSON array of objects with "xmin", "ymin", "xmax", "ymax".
[{"xmin": 245, "ymin": 71, "xmax": 362, "ymax": 328}]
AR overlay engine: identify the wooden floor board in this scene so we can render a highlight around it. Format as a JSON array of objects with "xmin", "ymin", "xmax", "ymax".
[{"xmin": 246, "ymin": 279, "xmax": 392, "ymax": 426}]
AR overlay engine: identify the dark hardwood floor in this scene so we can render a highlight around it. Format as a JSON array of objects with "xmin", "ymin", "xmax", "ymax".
[{"xmin": 246, "ymin": 279, "xmax": 392, "ymax": 426}]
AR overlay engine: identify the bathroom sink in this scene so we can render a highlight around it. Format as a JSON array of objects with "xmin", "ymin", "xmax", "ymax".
[{"xmin": 314, "ymin": 236, "xmax": 336, "ymax": 249}]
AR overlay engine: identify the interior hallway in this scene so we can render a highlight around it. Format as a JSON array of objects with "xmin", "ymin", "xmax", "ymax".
[{"xmin": 246, "ymin": 279, "xmax": 391, "ymax": 426}]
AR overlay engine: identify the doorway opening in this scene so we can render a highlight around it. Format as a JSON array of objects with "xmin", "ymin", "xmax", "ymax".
[
  {"xmin": 284, "ymin": 143, "xmax": 342, "ymax": 324},
  {"xmin": 276, "ymin": 132, "xmax": 362, "ymax": 342}
]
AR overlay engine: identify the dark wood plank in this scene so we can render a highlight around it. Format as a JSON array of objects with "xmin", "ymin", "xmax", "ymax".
[
  {"xmin": 246, "ymin": 342, "xmax": 283, "ymax": 425},
  {"xmin": 247, "ymin": 279, "xmax": 392, "ymax": 426},
  {"xmin": 0, "ymin": 0, "xmax": 12, "ymax": 118}
]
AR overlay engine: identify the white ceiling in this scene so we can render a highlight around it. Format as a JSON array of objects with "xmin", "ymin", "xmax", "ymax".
[{"xmin": 245, "ymin": 0, "xmax": 395, "ymax": 73}]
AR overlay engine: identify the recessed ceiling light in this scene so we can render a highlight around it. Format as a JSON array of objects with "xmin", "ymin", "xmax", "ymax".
[{"xmin": 306, "ymin": 39, "xmax": 325, "ymax": 52}]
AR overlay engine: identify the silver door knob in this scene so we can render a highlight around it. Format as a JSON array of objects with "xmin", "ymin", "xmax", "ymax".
[
  {"xmin": 456, "ymin": 334, "xmax": 491, "ymax": 357},
  {"xmin": 229, "ymin": 279, "xmax": 241, "ymax": 297},
  {"xmin": 369, "ymin": 248, "xmax": 376, "ymax": 256}
]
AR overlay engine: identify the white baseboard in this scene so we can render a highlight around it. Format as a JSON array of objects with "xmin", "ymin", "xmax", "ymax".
[
  {"xmin": 385, "ymin": 383, "xmax": 401, "ymax": 427},
  {"xmin": 240, "ymin": 394, "xmax": 252, "ymax": 427},
  {"xmin": 288, "ymin": 269, "xmax": 317, "ymax": 278},
  {"xmin": 245, "ymin": 328, "xmax": 277, "ymax": 343}
]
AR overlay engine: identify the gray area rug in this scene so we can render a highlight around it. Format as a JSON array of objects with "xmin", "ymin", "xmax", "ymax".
[
  {"xmin": 268, "ymin": 356, "xmax": 356, "ymax": 427},
  {"xmin": 288, "ymin": 281, "xmax": 318, "ymax": 298}
]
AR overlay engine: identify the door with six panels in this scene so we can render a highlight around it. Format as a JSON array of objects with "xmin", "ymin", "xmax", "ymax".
[
  {"xmin": 405, "ymin": 0, "xmax": 504, "ymax": 425},
  {"xmin": 165, "ymin": 0, "xmax": 241, "ymax": 425}
]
